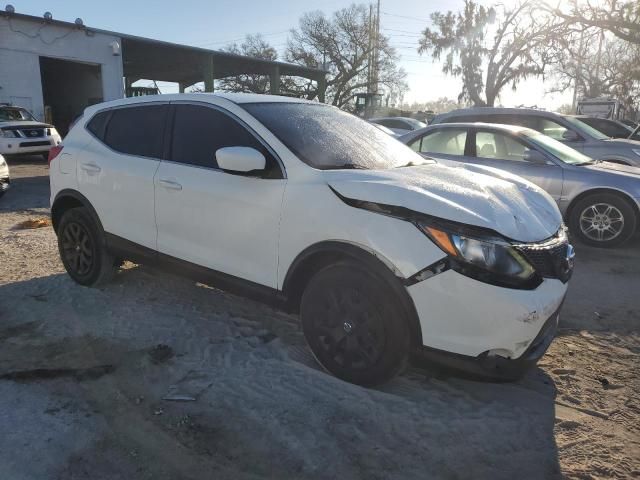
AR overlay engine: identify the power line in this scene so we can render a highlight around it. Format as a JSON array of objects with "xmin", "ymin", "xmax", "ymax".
[
  {"xmin": 381, "ymin": 11, "xmax": 431, "ymax": 23},
  {"xmin": 382, "ymin": 28, "xmax": 424, "ymax": 35}
]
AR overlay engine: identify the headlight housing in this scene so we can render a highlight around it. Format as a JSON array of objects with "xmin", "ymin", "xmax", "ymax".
[
  {"xmin": 417, "ymin": 221, "xmax": 539, "ymax": 289},
  {"xmin": 1, "ymin": 130, "xmax": 17, "ymax": 138}
]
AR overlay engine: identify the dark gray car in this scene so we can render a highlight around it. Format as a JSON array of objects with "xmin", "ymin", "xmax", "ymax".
[
  {"xmin": 400, "ymin": 123, "xmax": 640, "ymax": 247},
  {"xmin": 433, "ymin": 107, "xmax": 640, "ymax": 167}
]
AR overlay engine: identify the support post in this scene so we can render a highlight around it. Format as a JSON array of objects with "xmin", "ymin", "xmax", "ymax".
[
  {"xmin": 203, "ymin": 56, "xmax": 214, "ymax": 93},
  {"xmin": 269, "ymin": 66, "xmax": 280, "ymax": 95},
  {"xmin": 179, "ymin": 82, "xmax": 186, "ymax": 93},
  {"xmin": 317, "ymin": 76, "xmax": 327, "ymax": 103}
]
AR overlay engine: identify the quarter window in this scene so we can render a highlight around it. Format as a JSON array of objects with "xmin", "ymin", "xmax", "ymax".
[
  {"xmin": 413, "ymin": 129, "xmax": 467, "ymax": 156},
  {"xmin": 475, "ymin": 131, "xmax": 528, "ymax": 161},
  {"xmin": 103, "ymin": 105, "xmax": 168, "ymax": 158},
  {"xmin": 169, "ymin": 104, "xmax": 278, "ymax": 175},
  {"xmin": 86, "ymin": 111, "xmax": 109, "ymax": 141}
]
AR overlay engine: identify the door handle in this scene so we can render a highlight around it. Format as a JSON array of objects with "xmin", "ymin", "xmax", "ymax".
[
  {"xmin": 80, "ymin": 162, "xmax": 101, "ymax": 174},
  {"xmin": 158, "ymin": 179, "xmax": 182, "ymax": 191}
]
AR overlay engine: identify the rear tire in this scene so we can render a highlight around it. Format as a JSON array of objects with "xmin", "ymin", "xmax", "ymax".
[
  {"xmin": 300, "ymin": 261, "xmax": 410, "ymax": 386},
  {"xmin": 569, "ymin": 193, "xmax": 637, "ymax": 248},
  {"xmin": 57, "ymin": 207, "xmax": 116, "ymax": 287}
]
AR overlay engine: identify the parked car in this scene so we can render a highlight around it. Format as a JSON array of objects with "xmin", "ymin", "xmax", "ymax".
[
  {"xmin": 433, "ymin": 107, "xmax": 640, "ymax": 167},
  {"xmin": 369, "ymin": 122, "xmax": 399, "ymax": 137},
  {"xmin": 0, "ymin": 104, "xmax": 62, "ymax": 159},
  {"xmin": 50, "ymin": 94, "xmax": 573, "ymax": 385},
  {"xmin": 574, "ymin": 116, "xmax": 640, "ymax": 141},
  {"xmin": 400, "ymin": 123, "xmax": 640, "ymax": 247},
  {"xmin": 369, "ymin": 116, "xmax": 426, "ymax": 135},
  {"xmin": 0, "ymin": 153, "xmax": 9, "ymax": 197}
]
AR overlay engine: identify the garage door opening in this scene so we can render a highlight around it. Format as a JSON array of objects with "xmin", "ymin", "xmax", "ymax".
[{"xmin": 39, "ymin": 57, "xmax": 103, "ymax": 136}]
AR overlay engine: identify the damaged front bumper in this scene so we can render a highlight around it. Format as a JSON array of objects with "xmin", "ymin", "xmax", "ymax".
[{"xmin": 407, "ymin": 269, "xmax": 567, "ymax": 380}]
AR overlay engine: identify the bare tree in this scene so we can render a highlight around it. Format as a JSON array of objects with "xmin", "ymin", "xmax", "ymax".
[
  {"xmin": 551, "ymin": 0, "xmax": 640, "ymax": 44},
  {"xmin": 217, "ymin": 35, "xmax": 279, "ymax": 94},
  {"xmin": 418, "ymin": 0, "xmax": 568, "ymax": 106},
  {"xmin": 284, "ymin": 4, "xmax": 407, "ymax": 107},
  {"xmin": 550, "ymin": 33, "xmax": 640, "ymax": 109}
]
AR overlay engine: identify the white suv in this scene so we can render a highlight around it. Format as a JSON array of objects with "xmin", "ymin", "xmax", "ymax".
[
  {"xmin": 0, "ymin": 105, "xmax": 62, "ymax": 158},
  {"xmin": 49, "ymin": 94, "xmax": 574, "ymax": 385}
]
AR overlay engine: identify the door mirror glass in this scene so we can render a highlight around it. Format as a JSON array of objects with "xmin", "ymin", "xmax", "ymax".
[
  {"xmin": 523, "ymin": 149, "xmax": 548, "ymax": 164},
  {"xmin": 561, "ymin": 130, "xmax": 581, "ymax": 142},
  {"xmin": 216, "ymin": 146, "xmax": 266, "ymax": 173}
]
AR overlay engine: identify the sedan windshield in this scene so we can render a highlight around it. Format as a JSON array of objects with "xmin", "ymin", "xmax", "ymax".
[
  {"xmin": 564, "ymin": 116, "xmax": 609, "ymax": 140},
  {"xmin": 0, "ymin": 107, "xmax": 36, "ymax": 122},
  {"xmin": 242, "ymin": 102, "xmax": 430, "ymax": 170},
  {"xmin": 524, "ymin": 131, "xmax": 593, "ymax": 165}
]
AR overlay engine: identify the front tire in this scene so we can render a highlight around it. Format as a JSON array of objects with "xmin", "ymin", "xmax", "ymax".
[
  {"xmin": 57, "ymin": 207, "xmax": 116, "ymax": 286},
  {"xmin": 569, "ymin": 193, "xmax": 637, "ymax": 248},
  {"xmin": 300, "ymin": 261, "xmax": 410, "ymax": 386}
]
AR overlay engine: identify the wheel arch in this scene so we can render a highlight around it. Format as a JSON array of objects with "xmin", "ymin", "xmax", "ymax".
[
  {"xmin": 282, "ymin": 241, "xmax": 423, "ymax": 348},
  {"xmin": 51, "ymin": 189, "xmax": 103, "ymax": 234},
  {"xmin": 565, "ymin": 187, "xmax": 640, "ymax": 223}
]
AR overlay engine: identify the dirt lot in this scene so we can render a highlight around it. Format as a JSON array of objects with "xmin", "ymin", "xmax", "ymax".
[{"xmin": 1, "ymin": 157, "xmax": 639, "ymax": 480}]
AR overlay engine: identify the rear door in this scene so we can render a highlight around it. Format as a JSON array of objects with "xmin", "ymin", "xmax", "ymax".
[
  {"xmin": 470, "ymin": 129, "xmax": 564, "ymax": 202},
  {"xmin": 79, "ymin": 103, "xmax": 168, "ymax": 249},
  {"xmin": 154, "ymin": 102, "xmax": 286, "ymax": 288}
]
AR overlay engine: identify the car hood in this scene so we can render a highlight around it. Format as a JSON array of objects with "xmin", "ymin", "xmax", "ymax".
[
  {"xmin": 582, "ymin": 161, "xmax": 640, "ymax": 177},
  {"xmin": 603, "ymin": 138, "xmax": 640, "ymax": 147},
  {"xmin": 325, "ymin": 163, "xmax": 562, "ymax": 243},
  {"xmin": 0, "ymin": 121, "xmax": 52, "ymax": 129}
]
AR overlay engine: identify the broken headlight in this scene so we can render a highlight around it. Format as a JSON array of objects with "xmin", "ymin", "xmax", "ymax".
[{"xmin": 416, "ymin": 222, "xmax": 539, "ymax": 289}]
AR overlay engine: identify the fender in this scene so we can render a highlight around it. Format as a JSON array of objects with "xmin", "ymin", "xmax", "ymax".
[
  {"xmin": 51, "ymin": 189, "xmax": 104, "ymax": 234},
  {"xmin": 282, "ymin": 240, "xmax": 423, "ymax": 347}
]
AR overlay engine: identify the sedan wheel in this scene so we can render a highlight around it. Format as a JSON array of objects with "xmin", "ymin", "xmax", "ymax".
[
  {"xmin": 570, "ymin": 193, "xmax": 636, "ymax": 248},
  {"xmin": 579, "ymin": 203, "xmax": 625, "ymax": 243}
]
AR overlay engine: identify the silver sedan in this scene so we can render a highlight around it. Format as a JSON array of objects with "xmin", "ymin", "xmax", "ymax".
[{"xmin": 400, "ymin": 123, "xmax": 640, "ymax": 248}]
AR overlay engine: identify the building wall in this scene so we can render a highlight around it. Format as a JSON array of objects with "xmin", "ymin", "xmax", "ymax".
[{"xmin": 0, "ymin": 15, "xmax": 124, "ymax": 121}]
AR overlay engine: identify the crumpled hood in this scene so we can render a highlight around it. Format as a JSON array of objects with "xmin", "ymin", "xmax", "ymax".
[{"xmin": 325, "ymin": 162, "xmax": 562, "ymax": 243}]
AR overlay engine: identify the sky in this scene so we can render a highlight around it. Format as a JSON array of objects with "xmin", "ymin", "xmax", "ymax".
[{"xmin": 13, "ymin": 0, "xmax": 573, "ymax": 109}]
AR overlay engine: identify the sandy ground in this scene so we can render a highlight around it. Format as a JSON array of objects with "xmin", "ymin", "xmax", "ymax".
[{"xmin": 0, "ymin": 156, "xmax": 638, "ymax": 480}]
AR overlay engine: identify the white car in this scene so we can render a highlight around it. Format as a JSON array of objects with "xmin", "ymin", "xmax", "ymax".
[
  {"xmin": 49, "ymin": 94, "xmax": 573, "ymax": 385},
  {"xmin": 0, "ymin": 153, "xmax": 9, "ymax": 197},
  {"xmin": 0, "ymin": 105, "xmax": 62, "ymax": 158}
]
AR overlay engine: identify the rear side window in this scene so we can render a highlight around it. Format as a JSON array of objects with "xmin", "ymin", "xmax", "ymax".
[
  {"xmin": 413, "ymin": 128, "xmax": 467, "ymax": 155},
  {"xmin": 169, "ymin": 104, "xmax": 278, "ymax": 174},
  {"xmin": 86, "ymin": 111, "xmax": 109, "ymax": 140},
  {"xmin": 103, "ymin": 105, "xmax": 168, "ymax": 158}
]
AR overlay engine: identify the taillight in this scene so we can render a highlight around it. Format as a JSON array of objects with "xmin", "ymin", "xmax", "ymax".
[{"xmin": 48, "ymin": 145, "xmax": 63, "ymax": 165}]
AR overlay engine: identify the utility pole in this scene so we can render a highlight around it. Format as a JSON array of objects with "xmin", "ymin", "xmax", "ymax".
[
  {"xmin": 374, "ymin": 0, "xmax": 380, "ymax": 94},
  {"xmin": 572, "ymin": 30, "xmax": 585, "ymax": 111},
  {"xmin": 367, "ymin": 4, "xmax": 373, "ymax": 94}
]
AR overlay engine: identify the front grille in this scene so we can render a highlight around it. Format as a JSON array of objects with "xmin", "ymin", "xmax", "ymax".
[
  {"xmin": 515, "ymin": 230, "xmax": 574, "ymax": 283},
  {"xmin": 19, "ymin": 141, "xmax": 51, "ymax": 147},
  {"xmin": 20, "ymin": 128, "xmax": 46, "ymax": 138}
]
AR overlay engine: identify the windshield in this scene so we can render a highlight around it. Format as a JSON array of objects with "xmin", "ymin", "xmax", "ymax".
[
  {"xmin": 243, "ymin": 103, "xmax": 430, "ymax": 170},
  {"xmin": 0, "ymin": 107, "xmax": 36, "ymax": 122},
  {"xmin": 564, "ymin": 116, "xmax": 609, "ymax": 140},
  {"xmin": 404, "ymin": 118, "xmax": 427, "ymax": 129},
  {"xmin": 524, "ymin": 131, "xmax": 593, "ymax": 165}
]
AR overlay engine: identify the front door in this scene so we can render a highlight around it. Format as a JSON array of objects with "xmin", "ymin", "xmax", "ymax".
[
  {"xmin": 154, "ymin": 103, "xmax": 286, "ymax": 288},
  {"xmin": 470, "ymin": 129, "xmax": 564, "ymax": 202}
]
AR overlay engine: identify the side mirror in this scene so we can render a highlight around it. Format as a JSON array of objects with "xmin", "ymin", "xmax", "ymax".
[
  {"xmin": 561, "ymin": 130, "xmax": 581, "ymax": 142},
  {"xmin": 215, "ymin": 146, "xmax": 266, "ymax": 173},
  {"xmin": 524, "ymin": 149, "xmax": 548, "ymax": 164}
]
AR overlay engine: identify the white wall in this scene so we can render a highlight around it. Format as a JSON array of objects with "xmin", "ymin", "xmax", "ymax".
[{"xmin": 0, "ymin": 15, "xmax": 124, "ymax": 121}]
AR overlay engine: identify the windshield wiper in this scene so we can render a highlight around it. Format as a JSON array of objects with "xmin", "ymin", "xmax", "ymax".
[{"xmin": 329, "ymin": 163, "xmax": 369, "ymax": 170}]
